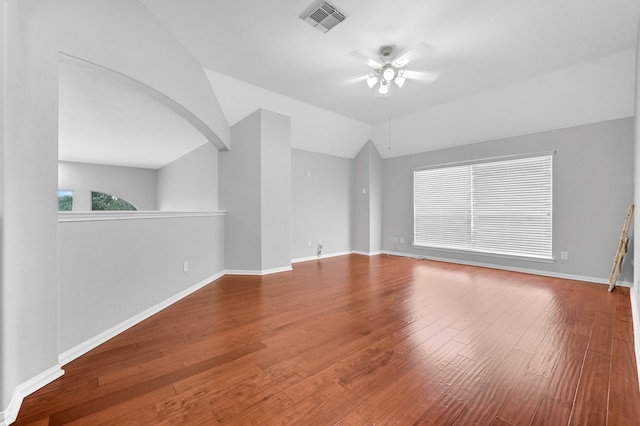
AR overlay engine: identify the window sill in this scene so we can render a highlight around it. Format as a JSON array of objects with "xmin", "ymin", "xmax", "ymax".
[
  {"xmin": 59, "ymin": 211, "xmax": 226, "ymax": 223},
  {"xmin": 412, "ymin": 244, "xmax": 555, "ymax": 264}
]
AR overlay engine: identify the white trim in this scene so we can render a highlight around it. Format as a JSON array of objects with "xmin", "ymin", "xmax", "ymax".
[
  {"xmin": 58, "ymin": 211, "xmax": 226, "ymax": 223},
  {"xmin": 631, "ymin": 289, "xmax": 640, "ymax": 392},
  {"xmin": 0, "ymin": 365, "xmax": 64, "ymax": 426},
  {"xmin": 225, "ymin": 265, "xmax": 293, "ymax": 276},
  {"xmin": 58, "ymin": 271, "xmax": 224, "ymax": 366},
  {"xmin": 382, "ymin": 250, "xmax": 633, "ymax": 287},
  {"xmin": 411, "ymin": 244, "xmax": 556, "ymax": 264},
  {"xmin": 413, "ymin": 150, "xmax": 557, "ymax": 171},
  {"xmin": 352, "ymin": 250, "xmax": 384, "ymax": 257},
  {"xmin": 291, "ymin": 250, "xmax": 352, "ymax": 264}
]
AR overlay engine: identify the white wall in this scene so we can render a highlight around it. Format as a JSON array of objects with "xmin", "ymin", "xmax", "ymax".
[
  {"xmin": 291, "ymin": 149, "xmax": 352, "ymax": 261},
  {"xmin": 158, "ymin": 143, "xmax": 219, "ymax": 211},
  {"xmin": 0, "ymin": 0, "xmax": 7, "ymax": 411},
  {"xmin": 58, "ymin": 161, "xmax": 158, "ymax": 211},
  {"xmin": 1, "ymin": 1, "xmax": 230, "ymax": 422},
  {"xmin": 372, "ymin": 49, "xmax": 636, "ymax": 159},
  {"xmin": 2, "ymin": 2, "xmax": 61, "ymax": 422},
  {"xmin": 205, "ymin": 69, "xmax": 372, "ymax": 159},
  {"xmin": 57, "ymin": 214, "xmax": 225, "ymax": 358},
  {"xmin": 383, "ymin": 118, "xmax": 634, "ymax": 284},
  {"xmin": 632, "ymin": 18, "xmax": 640, "ymax": 390},
  {"xmin": 55, "ymin": 0, "xmax": 228, "ymax": 149}
]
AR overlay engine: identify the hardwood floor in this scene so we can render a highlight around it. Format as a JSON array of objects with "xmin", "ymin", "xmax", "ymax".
[{"xmin": 13, "ymin": 254, "xmax": 640, "ymax": 425}]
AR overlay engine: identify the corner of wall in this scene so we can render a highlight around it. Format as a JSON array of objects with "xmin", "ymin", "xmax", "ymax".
[{"xmin": 0, "ymin": 365, "xmax": 64, "ymax": 426}]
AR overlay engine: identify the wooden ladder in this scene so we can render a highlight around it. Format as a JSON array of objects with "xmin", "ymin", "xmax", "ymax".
[{"xmin": 608, "ymin": 204, "xmax": 634, "ymax": 292}]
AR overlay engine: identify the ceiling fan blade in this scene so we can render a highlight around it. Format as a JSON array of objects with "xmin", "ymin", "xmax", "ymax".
[
  {"xmin": 402, "ymin": 70, "xmax": 439, "ymax": 84},
  {"xmin": 348, "ymin": 50, "xmax": 384, "ymax": 69},
  {"xmin": 392, "ymin": 42, "xmax": 435, "ymax": 68},
  {"xmin": 341, "ymin": 74, "xmax": 369, "ymax": 85}
]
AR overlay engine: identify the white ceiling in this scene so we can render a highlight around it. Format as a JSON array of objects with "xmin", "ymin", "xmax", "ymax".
[
  {"xmin": 58, "ymin": 57, "xmax": 209, "ymax": 169},
  {"xmin": 58, "ymin": 0, "xmax": 639, "ymax": 167},
  {"xmin": 142, "ymin": 0, "xmax": 639, "ymax": 124}
]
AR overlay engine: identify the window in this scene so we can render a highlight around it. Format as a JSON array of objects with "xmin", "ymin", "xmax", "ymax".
[
  {"xmin": 58, "ymin": 190, "xmax": 73, "ymax": 211},
  {"xmin": 414, "ymin": 154, "xmax": 553, "ymax": 260},
  {"xmin": 91, "ymin": 191, "xmax": 138, "ymax": 211}
]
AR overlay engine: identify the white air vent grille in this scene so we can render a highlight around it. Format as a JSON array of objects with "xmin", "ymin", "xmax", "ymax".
[{"xmin": 301, "ymin": 1, "xmax": 347, "ymax": 33}]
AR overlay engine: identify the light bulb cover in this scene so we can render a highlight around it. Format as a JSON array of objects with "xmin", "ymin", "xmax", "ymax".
[
  {"xmin": 366, "ymin": 75, "xmax": 378, "ymax": 88},
  {"xmin": 394, "ymin": 76, "xmax": 406, "ymax": 88},
  {"xmin": 378, "ymin": 81, "xmax": 389, "ymax": 94},
  {"xmin": 382, "ymin": 67, "xmax": 396, "ymax": 81}
]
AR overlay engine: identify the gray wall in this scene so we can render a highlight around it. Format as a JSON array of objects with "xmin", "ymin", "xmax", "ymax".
[
  {"xmin": 158, "ymin": 143, "xmax": 219, "ymax": 211},
  {"xmin": 260, "ymin": 110, "xmax": 292, "ymax": 271},
  {"xmin": 220, "ymin": 109, "xmax": 291, "ymax": 273},
  {"xmin": 291, "ymin": 149, "xmax": 352, "ymax": 260},
  {"xmin": 351, "ymin": 141, "xmax": 383, "ymax": 254},
  {"xmin": 383, "ymin": 118, "xmax": 634, "ymax": 283},
  {"xmin": 58, "ymin": 214, "xmax": 225, "ymax": 355},
  {"xmin": 58, "ymin": 161, "xmax": 158, "ymax": 211},
  {"xmin": 220, "ymin": 111, "xmax": 263, "ymax": 271},
  {"xmin": 370, "ymin": 143, "xmax": 383, "ymax": 253},
  {"xmin": 352, "ymin": 144, "xmax": 370, "ymax": 253}
]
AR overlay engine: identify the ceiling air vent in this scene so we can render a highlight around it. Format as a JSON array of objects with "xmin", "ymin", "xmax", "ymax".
[{"xmin": 300, "ymin": 1, "xmax": 347, "ymax": 33}]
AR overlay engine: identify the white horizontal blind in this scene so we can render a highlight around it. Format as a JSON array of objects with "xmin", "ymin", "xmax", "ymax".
[
  {"xmin": 414, "ymin": 165, "xmax": 471, "ymax": 251},
  {"xmin": 472, "ymin": 156, "xmax": 552, "ymax": 258},
  {"xmin": 414, "ymin": 154, "xmax": 553, "ymax": 260}
]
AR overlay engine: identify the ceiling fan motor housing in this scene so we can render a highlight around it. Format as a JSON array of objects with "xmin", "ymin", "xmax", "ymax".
[{"xmin": 380, "ymin": 45, "xmax": 394, "ymax": 60}]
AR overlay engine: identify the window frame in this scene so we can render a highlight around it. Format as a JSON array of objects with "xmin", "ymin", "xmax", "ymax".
[{"xmin": 413, "ymin": 151, "xmax": 554, "ymax": 262}]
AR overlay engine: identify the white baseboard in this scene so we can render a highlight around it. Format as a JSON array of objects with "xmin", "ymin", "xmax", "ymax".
[
  {"xmin": 631, "ymin": 289, "xmax": 640, "ymax": 392},
  {"xmin": 382, "ymin": 250, "xmax": 633, "ymax": 287},
  {"xmin": 351, "ymin": 250, "xmax": 384, "ymax": 257},
  {"xmin": 225, "ymin": 265, "xmax": 293, "ymax": 276},
  {"xmin": 291, "ymin": 251, "xmax": 352, "ymax": 264},
  {"xmin": 0, "ymin": 365, "xmax": 64, "ymax": 426},
  {"xmin": 58, "ymin": 271, "xmax": 224, "ymax": 366}
]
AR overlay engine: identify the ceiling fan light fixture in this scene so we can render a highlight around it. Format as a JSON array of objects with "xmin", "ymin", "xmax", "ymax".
[
  {"xmin": 366, "ymin": 74, "xmax": 378, "ymax": 88},
  {"xmin": 382, "ymin": 66, "xmax": 396, "ymax": 82},
  {"xmin": 378, "ymin": 80, "xmax": 389, "ymax": 94},
  {"xmin": 394, "ymin": 75, "xmax": 406, "ymax": 88}
]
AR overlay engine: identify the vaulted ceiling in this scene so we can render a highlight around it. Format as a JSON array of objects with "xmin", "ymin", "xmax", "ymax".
[
  {"xmin": 142, "ymin": 0, "xmax": 639, "ymax": 124},
  {"xmin": 58, "ymin": 0, "xmax": 640, "ymax": 167}
]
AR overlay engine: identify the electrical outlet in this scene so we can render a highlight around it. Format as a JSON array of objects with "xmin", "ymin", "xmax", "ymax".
[
  {"xmin": 183, "ymin": 261, "xmax": 189, "ymax": 272},
  {"xmin": 560, "ymin": 251, "xmax": 569, "ymax": 260},
  {"xmin": 307, "ymin": 240, "xmax": 311, "ymax": 247},
  {"xmin": 400, "ymin": 237, "xmax": 405, "ymax": 244}
]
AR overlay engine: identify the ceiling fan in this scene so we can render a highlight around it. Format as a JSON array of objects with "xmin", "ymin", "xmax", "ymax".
[{"xmin": 350, "ymin": 43, "xmax": 439, "ymax": 96}]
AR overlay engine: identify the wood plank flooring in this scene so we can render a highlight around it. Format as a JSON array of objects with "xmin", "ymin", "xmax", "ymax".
[{"xmin": 13, "ymin": 254, "xmax": 640, "ymax": 425}]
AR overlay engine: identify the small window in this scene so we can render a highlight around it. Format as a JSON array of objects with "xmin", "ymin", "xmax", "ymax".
[
  {"xmin": 91, "ymin": 191, "xmax": 138, "ymax": 211},
  {"xmin": 58, "ymin": 190, "xmax": 73, "ymax": 211}
]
